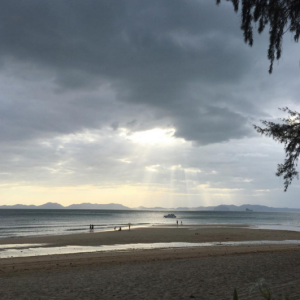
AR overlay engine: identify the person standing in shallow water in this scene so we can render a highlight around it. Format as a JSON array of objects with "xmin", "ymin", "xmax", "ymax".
[
  {"xmin": 176, "ymin": 220, "xmax": 178, "ymax": 227},
  {"xmin": 128, "ymin": 223, "xmax": 131, "ymax": 231}
]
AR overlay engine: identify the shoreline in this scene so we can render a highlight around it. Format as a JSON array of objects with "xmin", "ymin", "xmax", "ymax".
[
  {"xmin": 0, "ymin": 223, "xmax": 250, "ymax": 240},
  {"xmin": 3, "ymin": 221, "xmax": 300, "ymax": 241},
  {"xmin": 3, "ymin": 222, "xmax": 300, "ymax": 239},
  {"xmin": 2, "ymin": 224, "xmax": 300, "ymax": 247},
  {"xmin": 0, "ymin": 224, "xmax": 251, "ymax": 246}
]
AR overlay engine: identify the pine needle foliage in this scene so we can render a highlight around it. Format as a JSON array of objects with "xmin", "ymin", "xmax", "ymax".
[
  {"xmin": 254, "ymin": 107, "xmax": 300, "ymax": 191},
  {"xmin": 217, "ymin": 0, "xmax": 300, "ymax": 73}
]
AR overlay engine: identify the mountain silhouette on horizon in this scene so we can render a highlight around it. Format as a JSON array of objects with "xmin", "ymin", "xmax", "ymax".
[{"xmin": 1, "ymin": 202, "xmax": 300, "ymax": 212}]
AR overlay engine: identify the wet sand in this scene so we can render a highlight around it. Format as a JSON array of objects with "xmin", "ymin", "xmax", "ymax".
[
  {"xmin": 1, "ymin": 225, "xmax": 300, "ymax": 299},
  {"xmin": 2, "ymin": 224, "xmax": 300, "ymax": 247}
]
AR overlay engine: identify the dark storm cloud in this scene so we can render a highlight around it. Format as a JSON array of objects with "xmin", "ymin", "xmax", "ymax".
[
  {"xmin": 0, "ymin": 0, "xmax": 241, "ymax": 82},
  {"xmin": 0, "ymin": 0, "xmax": 257, "ymax": 144},
  {"xmin": 173, "ymin": 104, "xmax": 251, "ymax": 145}
]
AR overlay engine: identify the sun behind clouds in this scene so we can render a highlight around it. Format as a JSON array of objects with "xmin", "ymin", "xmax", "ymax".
[{"xmin": 120, "ymin": 128, "xmax": 180, "ymax": 145}]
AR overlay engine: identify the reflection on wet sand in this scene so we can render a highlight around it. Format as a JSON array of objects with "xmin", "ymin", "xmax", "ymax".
[{"xmin": 2, "ymin": 240, "xmax": 300, "ymax": 259}]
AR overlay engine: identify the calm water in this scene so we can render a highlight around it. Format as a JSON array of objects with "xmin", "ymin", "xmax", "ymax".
[{"xmin": 1, "ymin": 209, "xmax": 300, "ymax": 239}]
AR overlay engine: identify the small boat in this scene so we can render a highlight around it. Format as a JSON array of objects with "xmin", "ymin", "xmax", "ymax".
[{"xmin": 164, "ymin": 213, "xmax": 176, "ymax": 218}]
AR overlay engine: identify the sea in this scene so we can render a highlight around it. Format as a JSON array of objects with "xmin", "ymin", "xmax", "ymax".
[{"xmin": 2, "ymin": 209, "xmax": 300, "ymax": 239}]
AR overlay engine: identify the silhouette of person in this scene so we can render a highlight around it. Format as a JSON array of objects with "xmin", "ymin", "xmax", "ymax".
[
  {"xmin": 128, "ymin": 223, "xmax": 131, "ymax": 231},
  {"xmin": 119, "ymin": 227, "xmax": 122, "ymax": 231},
  {"xmin": 176, "ymin": 220, "xmax": 178, "ymax": 227}
]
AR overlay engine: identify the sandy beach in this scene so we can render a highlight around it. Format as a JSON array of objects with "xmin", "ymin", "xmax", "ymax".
[{"xmin": 1, "ymin": 225, "xmax": 300, "ymax": 299}]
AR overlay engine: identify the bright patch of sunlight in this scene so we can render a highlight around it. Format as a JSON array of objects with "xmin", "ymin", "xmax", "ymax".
[
  {"xmin": 118, "ymin": 158, "xmax": 132, "ymax": 164},
  {"xmin": 170, "ymin": 165, "xmax": 182, "ymax": 170},
  {"xmin": 121, "ymin": 128, "xmax": 178, "ymax": 145},
  {"xmin": 146, "ymin": 165, "xmax": 161, "ymax": 172}
]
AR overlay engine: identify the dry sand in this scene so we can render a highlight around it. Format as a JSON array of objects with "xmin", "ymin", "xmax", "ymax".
[{"xmin": 1, "ymin": 225, "xmax": 300, "ymax": 299}]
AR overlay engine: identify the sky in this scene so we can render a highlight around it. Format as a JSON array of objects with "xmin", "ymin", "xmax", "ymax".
[{"xmin": 0, "ymin": 0, "xmax": 300, "ymax": 208}]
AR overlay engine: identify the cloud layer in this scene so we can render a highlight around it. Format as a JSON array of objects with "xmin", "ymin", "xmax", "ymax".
[{"xmin": 0, "ymin": 0, "xmax": 299, "ymax": 207}]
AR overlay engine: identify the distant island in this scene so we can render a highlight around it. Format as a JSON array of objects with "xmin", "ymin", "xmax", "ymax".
[{"xmin": 1, "ymin": 202, "xmax": 300, "ymax": 213}]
